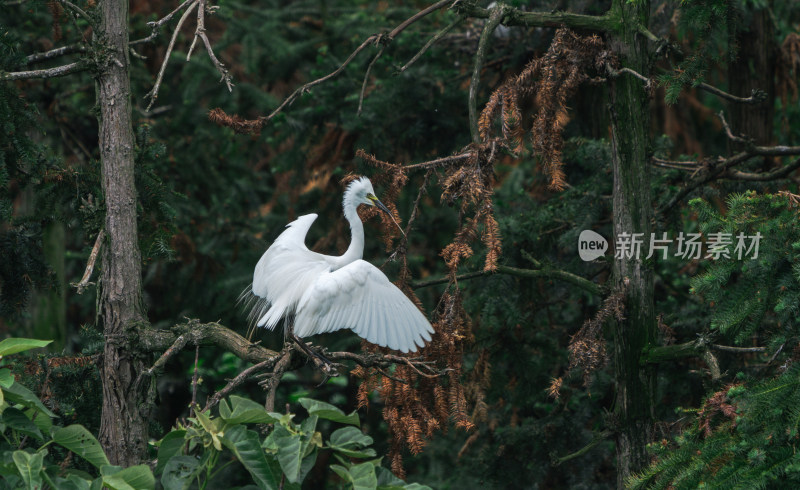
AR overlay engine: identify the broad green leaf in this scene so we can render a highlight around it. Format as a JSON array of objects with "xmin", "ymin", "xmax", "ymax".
[
  {"xmin": 25, "ymin": 407, "xmax": 53, "ymax": 434},
  {"xmin": 53, "ymin": 425, "xmax": 110, "ymax": 468},
  {"xmin": 2, "ymin": 407, "xmax": 43, "ymax": 440},
  {"xmin": 101, "ymin": 464, "xmax": 155, "ymax": 490},
  {"xmin": 0, "ymin": 338, "xmax": 52, "ymax": 357},
  {"xmin": 2, "ymin": 380, "xmax": 57, "ymax": 418},
  {"xmin": 219, "ymin": 395, "xmax": 280, "ymax": 425},
  {"xmin": 272, "ymin": 423, "xmax": 319, "ymax": 484},
  {"xmin": 349, "ymin": 461, "xmax": 379, "ymax": 490},
  {"xmin": 330, "ymin": 464, "xmax": 352, "ymax": 483},
  {"xmin": 0, "ymin": 367, "xmax": 14, "ymax": 388},
  {"xmin": 376, "ymin": 466, "xmax": 406, "ymax": 489},
  {"xmin": 402, "ymin": 484, "xmax": 434, "ymax": 490},
  {"xmin": 161, "ymin": 456, "xmax": 201, "ymax": 490},
  {"xmin": 12, "ymin": 450, "xmax": 44, "ymax": 489},
  {"xmin": 49, "ymin": 474, "xmax": 93, "ymax": 490},
  {"xmin": 298, "ymin": 398, "xmax": 360, "ymax": 426},
  {"xmin": 221, "ymin": 424, "xmax": 279, "ymax": 490},
  {"xmin": 155, "ymin": 429, "xmax": 187, "ymax": 475},
  {"xmin": 328, "ymin": 426, "xmax": 375, "ymax": 457}
]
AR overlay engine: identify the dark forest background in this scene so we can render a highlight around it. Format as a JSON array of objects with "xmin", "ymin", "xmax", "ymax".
[{"xmin": 2, "ymin": 0, "xmax": 800, "ymax": 488}]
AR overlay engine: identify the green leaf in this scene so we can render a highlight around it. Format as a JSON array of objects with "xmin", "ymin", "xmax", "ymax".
[
  {"xmin": 298, "ymin": 398, "xmax": 360, "ymax": 426},
  {"xmin": 0, "ymin": 338, "xmax": 51, "ymax": 357},
  {"xmin": 2, "ymin": 379, "xmax": 57, "ymax": 418},
  {"xmin": 53, "ymin": 425, "xmax": 111, "ymax": 469},
  {"xmin": 221, "ymin": 425, "xmax": 279, "ymax": 490},
  {"xmin": 101, "ymin": 465, "xmax": 155, "ymax": 490},
  {"xmin": 219, "ymin": 395, "xmax": 280, "ymax": 425},
  {"xmin": 12, "ymin": 450, "xmax": 44, "ymax": 490},
  {"xmin": 0, "ymin": 366, "xmax": 14, "ymax": 388},
  {"xmin": 155, "ymin": 429, "xmax": 187, "ymax": 475},
  {"xmin": 161, "ymin": 456, "xmax": 201, "ymax": 490},
  {"xmin": 375, "ymin": 466, "xmax": 405, "ymax": 489},
  {"xmin": 349, "ymin": 461, "xmax": 379, "ymax": 490},
  {"xmin": 271, "ymin": 423, "xmax": 317, "ymax": 484},
  {"xmin": 328, "ymin": 426, "xmax": 376, "ymax": 457},
  {"xmin": 49, "ymin": 474, "xmax": 93, "ymax": 490},
  {"xmin": 2, "ymin": 406, "xmax": 43, "ymax": 440}
]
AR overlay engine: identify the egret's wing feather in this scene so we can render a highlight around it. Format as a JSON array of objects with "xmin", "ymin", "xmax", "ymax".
[
  {"xmin": 249, "ymin": 214, "xmax": 332, "ymax": 330},
  {"xmin": 295, "ymin": 260, "xmax": 434, "ymax": 353}
]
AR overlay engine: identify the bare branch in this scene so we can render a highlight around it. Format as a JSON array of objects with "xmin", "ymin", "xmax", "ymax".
[
  {"xmin": 144, "ymin": 0, "xmax": 199, "ymax": 111},
  {"xmin": 205, "ymin": 347, "xmax": 292, "ymax": 411},
  {"xmin": 711, "ymin": 344, "xmax": 767, "ymax": 353},
  {"xmin": 357, "ymin": 42, "xmax": 386, "ymax": 116},
  {"xmin": 25, "ymin": 45, "xmax": 87, "ymax": 65},
  {"xmin": 400, "ymin": 15, "xmax": 464, "ymax": 73},
  {"xmin": 718, "ymin": 111, "xmax": 748, "ymax": 144},
  {"xmin": 192, "ymin": 0, "xmax": 233, "ymax": 92},
  {"xmin": 469, "ymin": 5, "xmax": 505, "ymax": 143},
  {"xmin": 1, "ymin": 61, "xmax": 88, "ymax": 81},
  {"xmin": 699, "ymin": 83, "xmax": 767, "ymax": 105},
  {"xmin": 552, "ymin": 430, "xmax": 614, "ymax": 466},
  {"xmin": 458, "ymin": 3, "xmax": 613, "ymax": 32},
  {"xmin": 56, "ymin": 0, "xmax": 94, "ymax": 26},
  {"xmin": 210, "ymin": 0, "xmax": 455, "ymax": 132},
  {"xmin": 412, "ymin": 264, "xmax": 603, "ymax": 296},
  {"xmin": 130, "ymin": 0, "xmax": 197, "ymax": 46},
  {"xmin": 71, "ymin": 229, "xmax": 105, "ymax": 294},
  {"xmin": 403, "ymin": 152, "xmax": 473, "ymax": 170},
  {"xmin": 724, "ymin": 157, "xmax": 800, "ymax": 181},
  {"xmin": 259, "ymin": 348, "xmax": 294, "ymax": 412}
]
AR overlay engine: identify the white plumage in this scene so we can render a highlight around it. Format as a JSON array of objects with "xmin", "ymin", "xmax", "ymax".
[{"xmin": 244, "ymin": 177, "xmax": 434, "ymax": 353}]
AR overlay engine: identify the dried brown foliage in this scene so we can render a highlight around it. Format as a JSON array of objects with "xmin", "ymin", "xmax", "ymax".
[
  {"xmin": 698, "ymin": 384, "xmax": 741, "ymax": 437},
  {"xmin": 562, "ymin": 280, "xmax": 627, "ymax": 394},
  {"xmin": 208, "ymin": 108, "xmax": 264, "ymax": 134},
  {"xmin": 478, "ymin": 28, "xmax": 611, "ymax": 190}
]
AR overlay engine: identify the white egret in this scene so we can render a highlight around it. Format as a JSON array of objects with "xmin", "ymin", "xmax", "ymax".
[{"xmin": 243, "ymin": 177, "xmax": 434, "ymax": 354}]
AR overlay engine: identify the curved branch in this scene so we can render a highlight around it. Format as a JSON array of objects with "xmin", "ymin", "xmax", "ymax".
[
  {"xmin": 469, "ymin": 5, "xmax": 505, "ymax": 143},
  {"xmin": 412, "ymin": 264, "xmax": 603, "ymax": 295}
]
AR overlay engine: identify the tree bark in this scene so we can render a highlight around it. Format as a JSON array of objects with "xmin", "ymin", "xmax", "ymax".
[
  {"xmin": 95, "ymin": 0, "xmax": 150, "ymax": 466},
  {"xmin": 728, "ymin": 5, "xmax": 775, "ymax": 150},
  {"xmin": 608, "ymin": 0, "xmax": 656, "ymax": 486}
]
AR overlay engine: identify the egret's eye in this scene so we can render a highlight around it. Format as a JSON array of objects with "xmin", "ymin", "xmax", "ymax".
[{"xmin": 366, "ymin": 194, "xmax": 378, "ymax": 204}]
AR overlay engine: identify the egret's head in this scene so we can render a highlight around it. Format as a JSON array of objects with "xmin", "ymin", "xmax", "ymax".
[{"xmin": 345, "ymin": 177, "xmax": 405, "ymax": 235}]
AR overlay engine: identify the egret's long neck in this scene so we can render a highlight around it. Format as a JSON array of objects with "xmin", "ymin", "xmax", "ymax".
[{"xmin": 336, "ymin": 191, "xmax": 365, "ymax": 268}]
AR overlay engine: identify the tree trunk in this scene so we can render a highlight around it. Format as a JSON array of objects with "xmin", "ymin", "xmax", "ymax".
[
  {"xmin": 608, "ymin": 0, "xmax": 656, "ymax": 486},
  {"xmin": 728, "ymin": 5, "xmax": 775, "ymax": 148},
  {"xmin": 96, "ymin": 0, "xmax": 150, "ymax": 466}
]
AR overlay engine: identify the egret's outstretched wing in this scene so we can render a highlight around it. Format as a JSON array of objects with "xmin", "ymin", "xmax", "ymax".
[
  {"xmin": 249, "ymin": 214, "xmax": 329, "ymax": 330},
  {"xmin": 295, "ymin": 260, "xmax": 434, "ymax": 353}
]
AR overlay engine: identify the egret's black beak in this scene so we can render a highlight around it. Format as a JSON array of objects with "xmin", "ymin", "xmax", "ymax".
[{"xmin": 370, "ymin": 196, "xmax": 406, "ymax": 237}]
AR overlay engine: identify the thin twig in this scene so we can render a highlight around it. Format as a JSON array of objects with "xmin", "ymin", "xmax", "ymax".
[
  {"xmin": 387, "ymin": 0, "xmax": 452, "ymax": 39},
  {"xmin": 260, "ymin": 348, "xmax": 294, "ymax": 412},
  {"xmin": 56, "ymin": 0, "xmax": 94, "ymax": 26},
  {"xmin": 357, "ymin": 42, "xmax": 386, "ymax": 116},
  {"xmin": 130, "ymin": 0, "xmax": 197, "ymax": 46},
  {"xmin": 403, "ymin": 152, "xmax": 472, "ymax": 170},
  {"xmin": 204, "ymin": 349, "xmax": 287, "ymax": 411},
  {"xmin": 718, "ymin": 111, "xmax": 748, "ymax": 144},
  {"xmin": 711, "ymin": 344, "xmax": 767, "ymax": 353},
  {"xmin": 400, "ymin": 15, "xmax": 464, "ymax": 73},
  {"xmin": 191, "ymin": 343, "xmax": 200, "ymax": 414},
  {"xmin": 71, "ymin": 229, "xmax": 105, "ymax": 294},
  {"xmin": 1, "ymin": 61, "xmax": 88, "ymax": 81},
  {"xmin": 469, "ymin": 4, "xmax": 505, "ymax": 143},
  {"xmin": 552, "ymin": 430, "xmax": 614, "ymax": 465},
  {"xmin": 144, "ymin": 0, "xmax": 199, "ymax": 110},
  {"xmin": 193, "ymin": 0, "xmax": 233, "ymax": 92}
]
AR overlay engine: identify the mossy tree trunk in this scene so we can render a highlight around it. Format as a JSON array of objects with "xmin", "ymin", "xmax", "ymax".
[
  {"xmin": 608, "ymin": 0, "xmax": 656, "ymax": 486},
  {"xmin": 95, "ymin": 0, "xmax": 151, "ymax": 466}
]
